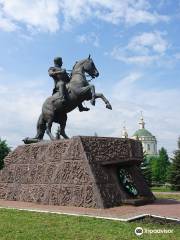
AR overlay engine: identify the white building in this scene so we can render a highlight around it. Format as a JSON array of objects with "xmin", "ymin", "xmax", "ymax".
[
  {"xmin": 121, "ymin": 115, "xmax": 157, "ymax": 156},
  {"xmin": 121, "ymin": 126, "xmax": 128, "ymax": 138}
]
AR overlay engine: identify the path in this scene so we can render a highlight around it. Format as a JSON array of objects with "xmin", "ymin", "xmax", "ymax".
[{"xmin": 0, "ymin": 198, "xmax": 179, "ymax": 222}]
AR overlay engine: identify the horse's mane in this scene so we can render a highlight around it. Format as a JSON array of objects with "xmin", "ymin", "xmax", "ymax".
[{"xmin": 72, "ymin": 58, "xmax": 88, "ymax": 72}]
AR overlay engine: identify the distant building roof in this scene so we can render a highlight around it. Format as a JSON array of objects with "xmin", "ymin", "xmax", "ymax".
[
  {"xmin": 132, "ymin": 113, "xmax": 155, "ymax": 138},
  {"xmin": 120, "ymin": 113, "xmax": 157, "ymax": 155},
  {"xmin": 133, "ymin": 128, "xmax": 153, "ymax": 137}
]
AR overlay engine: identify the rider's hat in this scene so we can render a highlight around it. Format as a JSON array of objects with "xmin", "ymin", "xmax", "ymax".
[{"xmin": 54, "ymin": 57, "xmax": 62, "ymax": 65}]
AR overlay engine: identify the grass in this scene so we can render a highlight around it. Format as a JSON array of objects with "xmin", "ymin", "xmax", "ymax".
[
  {"xmin": 151, "ymin": 186, "xmax": 180, "ymax": 200},
  {"xmin": 0, "ymin": 208, "xmax": 179, "ymax": 240},
  {"xmin": 151, "ymin": 186, "xmax": 175, "ymax": 192},
  {"xmin": 154, "ymin": 193, "xmax": 180, "ymax": 201}
]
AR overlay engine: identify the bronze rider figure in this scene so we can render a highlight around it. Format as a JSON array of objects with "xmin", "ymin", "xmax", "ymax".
[{"xmin": 48, "ymin": 57, "xmax": 89, "ymax": 112}]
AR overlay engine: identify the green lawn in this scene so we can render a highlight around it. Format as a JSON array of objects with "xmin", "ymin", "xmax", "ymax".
[
  {"xmin": 154, "ymin": 193, "xmax": 180, "ymax": 201},
  {"xmin": 151, "ymin": 186, "xmax": 174, "ymax": 192},
  {"xmin": 0, "ymin": 208, "xmax": 179, "ymax": 240}
]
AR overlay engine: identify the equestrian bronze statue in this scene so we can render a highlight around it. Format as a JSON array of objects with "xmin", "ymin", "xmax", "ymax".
[{"xmin": 23, "ymin": 55, "xmax": 112, "ymax": 143}]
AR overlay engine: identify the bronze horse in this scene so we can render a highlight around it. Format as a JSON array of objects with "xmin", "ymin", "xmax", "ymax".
[{"xmin": 24, "ymin": 56, "xmax": 112, "ymax": 143}]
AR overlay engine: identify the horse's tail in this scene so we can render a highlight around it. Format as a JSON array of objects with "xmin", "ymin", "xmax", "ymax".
[{"xmin": 35, "ymin": 113, "xmax": 46, "ymax": 140}]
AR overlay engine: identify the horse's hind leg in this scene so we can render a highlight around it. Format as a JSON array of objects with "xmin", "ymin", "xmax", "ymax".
[
  {"xmin": 59, "ymin": 114, "xmax": 69, "ymax": 139},
  {"xmin": 46, "ymin": 121, "xmax": 55, "ymax": 140},
  {"xmin": 35, "ymin": 113, "xmax": 46, "ymax": 140}
]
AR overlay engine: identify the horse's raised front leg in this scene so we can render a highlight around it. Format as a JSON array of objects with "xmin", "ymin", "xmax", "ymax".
[
  {"xmin": 89, "ymin": 84, "xmax": 96, "ymax": 106},
  {"xmin": 46, "ymin": 122, "xmax": 55, "ymax": 140},
  {"xmin": 94, "ymin": 93, "xmax": 112, "ymax": 110}
]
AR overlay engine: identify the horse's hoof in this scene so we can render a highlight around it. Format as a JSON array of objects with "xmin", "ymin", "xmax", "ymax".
[
  {"xmin": 90, "ymin": 99, "xmax": 96, "ymax": 106},
  {"xmin": 79, "ymin": 107, "xmax": 90, "ymax": 112},
  {"xmin": 22, "ymin": 137, "xmax": 28, "ymax": 144},
  {"xmin": 106, "ymin": 103, "xmax": 112, "ymax": 110},
  {"xmin": 22, "ymin": 137, "xmax": 40, "ymax": 144}
]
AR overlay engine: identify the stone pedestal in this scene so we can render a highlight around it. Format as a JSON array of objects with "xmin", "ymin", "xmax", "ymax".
[{"xmin": 0, "ymin": 136, "xmax": 155, "ymax": 208}]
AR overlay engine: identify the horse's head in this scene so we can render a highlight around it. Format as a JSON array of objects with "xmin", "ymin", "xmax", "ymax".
[{"xmin": 83, "ymin": 55, "xmax": 99, "ymax": 78}]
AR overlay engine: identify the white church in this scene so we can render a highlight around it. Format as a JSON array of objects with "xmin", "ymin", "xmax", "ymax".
[{"xmin": 121, "ymin": 115, "xmax": 157, "ymax": 156}]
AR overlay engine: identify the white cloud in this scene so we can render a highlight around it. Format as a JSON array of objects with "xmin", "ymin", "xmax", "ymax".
[
  {"xmin": 110, "ymin": 31, "xmax": 169, "ymax": 64},
  {"xmin": 128, "ymin": 31, "xmax": 168, "ymax": 54},
  {"xmin": 76, "ymin": 32, "xmax": 99, "ymax": 47},
  {"xmin": 0, "ymin": 0, "xmax": 169, "ymax": 33},
  {"xmin": 0, "ymin": 12, "xmax": 18, "ymax": 32},
  {"xmin": 94, "ymin": 0, "xmax": 168, "ymax": 25},
  {"xmin": 0, "ymin": 79, "xmax": 48, "ymax": 147},
  {"xmin": 115, "ymin": 72, "xmax": 142, "ymax": 87},
  {"xmin": 111, "ymin": 49, "xmax": 159, "ymax": 64},
  {"xmin": 0, "ymin": 0, "xmax": 60, "ymax": 32},
  {"xmin": 55, "ymin": 0, "xmax": 169, "ymax": 29}
]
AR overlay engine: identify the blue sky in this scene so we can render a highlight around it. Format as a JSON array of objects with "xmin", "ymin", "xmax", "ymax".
[{"xmin": 0, "ymin": 0, "xmax": 180, "ymax": 155}]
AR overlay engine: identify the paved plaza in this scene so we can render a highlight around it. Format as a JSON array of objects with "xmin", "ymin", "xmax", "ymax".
[{"xmin": 0, "ymin": 198, "xmax": 179, "ymax": 222}]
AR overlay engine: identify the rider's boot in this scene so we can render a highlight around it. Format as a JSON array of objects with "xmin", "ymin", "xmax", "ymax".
[
  {"xmin": 78, "ymin": 103, "xmax": 90, "ymax": 112},
  {"xmin": 58, "ymin": 85, "xmax": 67, "ymax": 106}
]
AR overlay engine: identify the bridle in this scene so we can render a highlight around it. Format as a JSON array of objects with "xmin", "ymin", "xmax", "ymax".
[
  {"xmin": 69, "ymin": 71, "xmax": 93, "ymax": 82},
  {"xmin": 68, "ymin": 58, "xmax": 95, "ymax": 82}
]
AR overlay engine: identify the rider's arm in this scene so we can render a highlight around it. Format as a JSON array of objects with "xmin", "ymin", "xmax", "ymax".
[
  {"xmin": 48, "ymin": 67, "xmax": 65, "ymax": 77},
  {"xmin": 48, "ymin": 67, "xmax": 55, "ymax": 77}
]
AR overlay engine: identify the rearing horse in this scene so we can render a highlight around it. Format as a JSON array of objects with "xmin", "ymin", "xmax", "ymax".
[{"xmin": 24, "ymin": 56, "xmax": 112, "ymax": 143}]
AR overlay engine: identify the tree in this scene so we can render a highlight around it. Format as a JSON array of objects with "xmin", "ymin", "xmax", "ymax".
[
  {"xmin": 169, "ymin": 137, "xmax": 180, "ymax": 190},
  {"xmin": 149, "ymin": 155, "xmax": 159, "ymax": 183},
  {"xmin": 141, "ymin": 153, "xmax": 152, "ymax": 186},
  {"xmin": 148, "ymin": 148, "xmax": 170, "ymax": 184},
  {"xmin": 0, "ymin": 139, "xmax": 11, "ymax": 170},
  {"xmin": 165, "ymin": 163, "xmax": 172, "ymax": 184},
  {"xmin": 157, "ymin": 147, "xmax": 170, "ymax": 183}
]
